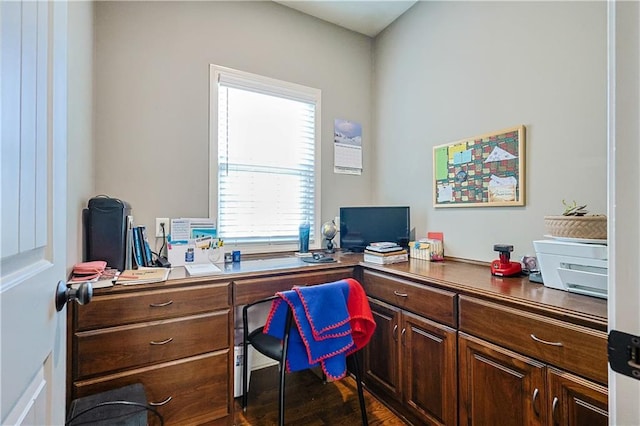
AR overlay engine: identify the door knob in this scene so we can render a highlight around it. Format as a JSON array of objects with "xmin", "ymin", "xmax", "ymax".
[{"xmin": 55, "ymin": 280, "xmax": 92, "ymax": 311}]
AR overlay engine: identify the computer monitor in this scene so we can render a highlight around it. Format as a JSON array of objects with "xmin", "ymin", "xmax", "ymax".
[{"xmin": 339, "ymin": 206, "xmax": 410, "ymax": 252}]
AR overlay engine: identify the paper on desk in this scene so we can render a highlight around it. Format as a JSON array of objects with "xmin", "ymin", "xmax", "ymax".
[
  {"xmin": 114, "ymin": 267, "xmax": 171, "ymax": 285},
  {"xmin": 184, "ymin": 263, "xmax": 222, "ymax": 277}
]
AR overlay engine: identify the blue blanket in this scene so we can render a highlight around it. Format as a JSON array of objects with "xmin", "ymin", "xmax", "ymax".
[{"xmin": 264, "ymin": 280, "xmax": 354, "ymax": 380}]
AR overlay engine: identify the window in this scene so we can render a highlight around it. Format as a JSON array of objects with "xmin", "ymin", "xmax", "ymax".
[{"xmin": 209, "ymin": 65, "xmax": 321, "ymax": 253}]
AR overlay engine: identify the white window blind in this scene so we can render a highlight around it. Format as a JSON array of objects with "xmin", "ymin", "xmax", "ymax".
[{"xmin": 211, "ymin": 66, "xmax": 321, "ymax": 250}]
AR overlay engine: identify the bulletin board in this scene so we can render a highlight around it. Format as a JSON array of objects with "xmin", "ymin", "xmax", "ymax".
[{"xmin": 433, "ymin": 125, "xmax": 525, "ymax": 208}]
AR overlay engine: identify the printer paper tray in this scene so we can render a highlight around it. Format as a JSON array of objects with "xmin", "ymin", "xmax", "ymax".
[{"xmin": 557, "ymin": 267, "xmax": 607, "ymax": 299}]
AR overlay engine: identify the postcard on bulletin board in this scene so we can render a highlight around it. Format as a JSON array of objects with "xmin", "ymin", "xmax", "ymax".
[{"xmin": 433, "ymin": 125, "xmax": 526, "ymax": 208}]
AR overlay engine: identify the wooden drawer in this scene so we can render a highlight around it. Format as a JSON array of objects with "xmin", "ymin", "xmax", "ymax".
[
  {"xmin": 75, "ymin": 283, "xmax": 231, "ymax": 331},
  {"xmin": 73, "ymin": 351, "xmax": 230, "ymax": 426},
  {"xmin": 362, "ymin": 270, "xmax": 457, "ymax": 327},
  {"xmin": 459, "ymin": 295, "xmax": 607, "ymax": 384},
  {"xmin": 76, "ymin": 310, "xmax": 229, "ymax": 379},
  {"xmin": 233, "ymin": 267, "xmax": 355, "ymax": 305}
]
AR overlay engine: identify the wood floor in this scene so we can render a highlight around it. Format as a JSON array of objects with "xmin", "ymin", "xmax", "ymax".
[{"xmin": 234, "ymin": 366, "xmax": 409, "ymax": 425}]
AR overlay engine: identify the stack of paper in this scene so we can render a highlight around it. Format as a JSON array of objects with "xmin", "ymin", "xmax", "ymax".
[
  {"xmin": 363, "ymin": 242, "xmax": 408, "ymax": 265},
  {"xmin": 365, "ymin": 242, "xmax": 403, "ymax": 253},
  {"xmin": 184, "ymin": 263, "xmax": 222, "ymax": 277}
]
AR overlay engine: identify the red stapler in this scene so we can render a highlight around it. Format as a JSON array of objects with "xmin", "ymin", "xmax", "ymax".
[{"xmin": 490, "ymin": 244, "xmax": 522, "ymax": 277}]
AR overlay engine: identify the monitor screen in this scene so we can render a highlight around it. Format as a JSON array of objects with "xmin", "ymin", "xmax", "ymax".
[{"xmin": 339, "ymin": 206, "xmax": 410, "ymax": 252}]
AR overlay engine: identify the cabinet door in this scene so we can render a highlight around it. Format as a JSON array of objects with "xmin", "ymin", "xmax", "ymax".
[
  {"xmin": 547, "ymin": 367, "xmax": 608, "ymax": 426},
  {"xmin": 402, "ymin": 311, "xmax": 457, "ymax": 426},
  {"xmin": 459, "ymin": 333, "xmax": 546, "ymax": 426},
  {"xmin": 363, "ymin": 298, "xmax": 402, "ymax": 402}
]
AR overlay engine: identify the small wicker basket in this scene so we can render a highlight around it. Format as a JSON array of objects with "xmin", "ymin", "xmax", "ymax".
[{"xmin": 544, "ymin": 215, "xmax": 607, "ymax": 240}]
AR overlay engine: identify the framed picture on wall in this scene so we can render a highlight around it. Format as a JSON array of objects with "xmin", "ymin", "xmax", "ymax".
[{"xmin": 433, "ymin": 125, "xmax": 526, "ymax": 208}]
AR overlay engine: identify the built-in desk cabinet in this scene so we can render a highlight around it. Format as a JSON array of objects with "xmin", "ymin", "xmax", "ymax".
[
  {"xmin": 361, "ymin": 270, "xmax": 458, "ymax": 426},
  {"xmin": 360, "ymin": 267, "xmax": 608, "ymax": 426},
  {"xmin": 67, "ymin": 259, "xmax": 608, "ymax": 426},
  {"xmin": 458, "ymin": 296, "xmax": 608, "ymax": 426},
  {"xmin": 459, "ymin": 333, "xmax": 608, "ymax": 426},
  {"xmin": 69, "ymin": 281, "xmax": 233, "ymax": 426},
  {"xmin": 68, "ymin": 265, "xmax": 356, "ymax": 426},
  {"xmin": 233, "ymin": 267, "xmax": 356, "ymax": 305}
]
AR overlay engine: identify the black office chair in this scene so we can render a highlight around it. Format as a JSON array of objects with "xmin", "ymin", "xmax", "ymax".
[
  {"xmin": 241, "ymin": 293, "xmax": 369, "ymax": 426},
  {"xmin": 66, "ymin": 383, "xmax": 164, "ymax": 426}
]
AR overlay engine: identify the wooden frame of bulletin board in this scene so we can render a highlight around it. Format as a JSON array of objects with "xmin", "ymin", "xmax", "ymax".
[{"xmin": 433, "ymin": 125, "xmax": 526, "ymax": 208}]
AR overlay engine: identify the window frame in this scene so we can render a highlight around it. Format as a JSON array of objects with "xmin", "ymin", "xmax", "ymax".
[{"xmin": 209, "ymin": 64, "xmax": 322, "ymax": 254}]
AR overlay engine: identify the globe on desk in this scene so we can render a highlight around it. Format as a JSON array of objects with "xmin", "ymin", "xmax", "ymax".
[{"xmin": 321, "ymin": 220, "xmax": 337, "ymax": 253}]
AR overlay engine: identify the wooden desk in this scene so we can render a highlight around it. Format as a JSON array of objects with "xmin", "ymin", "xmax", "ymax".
[
  {"xmin": 357, "ymin": 259, "xmax": 607, "ymax": 426},
  {"xmin": 67, "ymin": 254, "xmax": 607, "ymax": 425}
]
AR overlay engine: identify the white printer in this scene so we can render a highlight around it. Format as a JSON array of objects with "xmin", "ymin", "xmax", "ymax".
[{"xmin": 533, "ymin": 239, "xmax": 608, "ymax": 299}]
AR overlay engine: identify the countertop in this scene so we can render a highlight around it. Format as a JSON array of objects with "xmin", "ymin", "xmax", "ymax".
[{"xmin": 92, "ymin": 251, "xmax": 608, "ymax": 330}]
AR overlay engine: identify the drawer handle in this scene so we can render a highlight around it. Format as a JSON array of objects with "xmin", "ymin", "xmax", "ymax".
[
  {"xmin": 150, "ymin": 337, "xmax": 173, "ymax": 345},
  {"xmin": 532, "ymin": 388, "xmax": 540, "ymax": 417},
  {"xmin": 530, "ymin": 334, "xmax": 563, "ymax": 347},
  {"xmin": 393, "ymin": 291, "xmax": 408, "ymax": 297},
  {"xmin": 149, "ymin": 300, "xmax": 173, "ymax": 307},
  {"xmin": 149, "ymin": 396, "xmax": 172, "ymax": 406},
  {"xmin": 551, "ymin": 396, "xmax": 559, "ymax": 425}
]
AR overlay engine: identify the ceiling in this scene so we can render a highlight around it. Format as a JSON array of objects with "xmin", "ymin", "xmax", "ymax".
[{"xmin": 273, "ymin": 1, "xmax": 418, "ymax": 37}]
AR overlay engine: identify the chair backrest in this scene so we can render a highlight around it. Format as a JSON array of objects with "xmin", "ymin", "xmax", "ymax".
[{"xmin": 262, "ymin": 279, "xmax": 375, "ymax": 380}]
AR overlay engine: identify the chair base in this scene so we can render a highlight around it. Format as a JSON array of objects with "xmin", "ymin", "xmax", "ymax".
[
  {"xmin": 242, "ymin": 292, "xmax": 369, "ymax": 426},
  {"xmin": 240, "ymin": 362, "xmax": 368, "ymax": 426},
  {"xmin": 67, "ymin": 384, "xmax": 148, "ymax": 426}
]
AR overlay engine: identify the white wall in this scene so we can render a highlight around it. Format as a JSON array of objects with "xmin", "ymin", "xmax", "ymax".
[
  {"xmin": 91, "ymin": 1, "xmax": 609, "ymax": 264},
  {"xmin": 373, "ymin": 1, "xmax": 607, "ymax": 262},
  {"xmin": 93, "ymin": 1, "xmax": 374, "ymax": 244},
  {"xmin": 67, "ymin": 1, "xmax": 95, "ymax": 271}
]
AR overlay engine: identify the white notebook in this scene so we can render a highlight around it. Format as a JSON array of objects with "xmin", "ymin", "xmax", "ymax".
[{"xmin": 184, "ymin": 263, "xmax": 222, "ymax": 277}]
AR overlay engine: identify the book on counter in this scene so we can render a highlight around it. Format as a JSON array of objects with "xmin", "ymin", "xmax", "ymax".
[
  {"xmin": 363, "ymin": 251, "xmax": 409, "ymax": 265},
  {"xmin": 364, "ymin": 248, "xmax": 408, "ymax": 257},
  {"xmin": 368, "ymin": 241, "xmax": 399, "ymax": 247},
  {"xmin": 139, "ymin": 226, "xmax": 154, "ymax": 267},
  {"xmin": 365, "ymin": 243, "xmax": 403, "ymax": 253},
  {"xmin": 132, "ymin": 225, "xmax": 144, "ymax": 267},
  {"xmin": 114, "ymin": 267, "xmax": 171, "ymax": 285}
]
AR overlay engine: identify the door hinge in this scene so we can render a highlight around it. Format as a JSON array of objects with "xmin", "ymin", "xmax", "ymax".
[{"xmin": 608, "ymin": 329, "xmax": 640, "ymax": 380}]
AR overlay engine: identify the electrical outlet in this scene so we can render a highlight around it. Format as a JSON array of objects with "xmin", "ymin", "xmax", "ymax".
[{"xmin": 155, "ymin": 218, "xmax": 169, "ymax": 238}]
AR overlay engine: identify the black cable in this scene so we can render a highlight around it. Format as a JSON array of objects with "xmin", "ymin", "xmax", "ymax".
[
  {"xmin": 151, "ymin": 224, "xmax": 168, "ymax": 262},
  {"xmin": 160, "ymin": 223, "xmax": 167, "ymax": 258},
  {"xmin": 65, "ymin": 400, "xmax": 164, "ymax": 426}
]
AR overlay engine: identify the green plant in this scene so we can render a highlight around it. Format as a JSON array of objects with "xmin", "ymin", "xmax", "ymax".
[{"xmin": 562, "ymin": 200, "xmax": 588, "ymax": 216}]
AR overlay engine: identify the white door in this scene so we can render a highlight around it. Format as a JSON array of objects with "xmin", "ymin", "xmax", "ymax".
[
  {"xmin": 608, "ymin": 1, "xmax": 640, "ymax": 425},
  {"xmin": 1, "ymin": 1, "xmax": 68, "ymax": 425}
]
